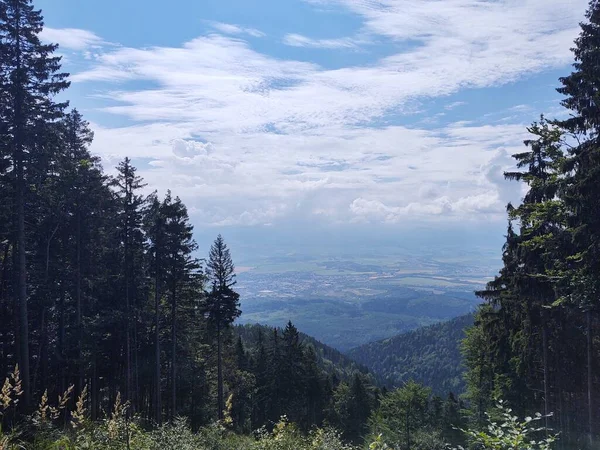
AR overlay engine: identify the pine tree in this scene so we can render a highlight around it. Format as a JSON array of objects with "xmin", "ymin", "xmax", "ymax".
[{"xmin": 0, "ymin": 0, "xmax": 69, "ymax": 408}]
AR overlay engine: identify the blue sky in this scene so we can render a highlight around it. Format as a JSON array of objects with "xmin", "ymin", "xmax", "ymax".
[{"xmin": 35, "ymin": 0, "xmax": 587, "ymax": 258}]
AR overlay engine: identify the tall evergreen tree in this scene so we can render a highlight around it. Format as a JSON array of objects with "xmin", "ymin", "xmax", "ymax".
[
  {"xmin": 162, "ymin": 192, "xmax": 200, "ymax": 420},
  {"xmin": 144, "ymin": 192, "xmax": 167, "ymax": 424},
  {"xmin": 0, "ymin": 0, "xmax": 69, "ymax": 408},
  {"xmin": 557, "ymin": 2, "xmax": 600, "ymax": 443},
  {"xmin": 112, "ymin": 157, "xmax": 146, "ymax": 409},
  {"xmin": 204, "ymin": 234, "xmax": 240, "ymax": 421}
]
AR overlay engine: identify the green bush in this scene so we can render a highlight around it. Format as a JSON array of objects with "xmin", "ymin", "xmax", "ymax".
[{"xmin": 452, "ymin": 401, "xmax": 558, "ymax": 450}]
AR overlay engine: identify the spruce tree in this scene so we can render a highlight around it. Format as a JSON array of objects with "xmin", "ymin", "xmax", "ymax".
[
  {"xmin": 162, "ymin": 192, "xmax": 200, "ymax": 420},
  {"xmin": 112, "ymin": 157, "xmax": 146, "ymax": 409},
  {"xmin": 0, "ymin": 0, "xmax": 69, "ymax": 407},
  {"xmin": 204, "ymin": 234, "xmax": 240, "ymax": 420},
  {"xmin": 557, "ymin": 1, "xmax": 600, "ymax": 442},
  {"xmin": 144, "ymin": 192, "xmax": 167, "ymax": 424}
]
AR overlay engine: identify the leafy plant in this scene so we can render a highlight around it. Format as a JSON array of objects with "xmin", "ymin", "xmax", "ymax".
[{"xmin": 453, "ymin": 401, "xmax": 558, "ymax": 450}]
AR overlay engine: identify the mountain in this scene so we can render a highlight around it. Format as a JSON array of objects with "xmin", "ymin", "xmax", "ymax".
[
  {"xmin": 234, "ymin": 323, "xmax": 373, "ymax": 383},
  {"xmin": 347, "ymin": 313, "xmax": 474, "ymax": 394}
]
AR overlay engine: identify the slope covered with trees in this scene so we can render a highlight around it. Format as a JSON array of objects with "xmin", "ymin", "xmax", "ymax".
[
  {"xmin": 348, "ymin": 314, "xmax": 473, "ymax": 394},
  {"xmin": 462, "ymin": 1, "xmax": 600, "ymax": 448},
  {"xmin": 0, "ymin": 0, "xmax": 383, "ymax": 435},
  {"xmin": 236, "ymin": 323, "xmax": 372, "ymax": 383}
]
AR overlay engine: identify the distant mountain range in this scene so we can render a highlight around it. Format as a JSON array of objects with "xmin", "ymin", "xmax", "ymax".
[{"xmin": 347, "ymin": 313, "xmax": 474, "ymax": 394}]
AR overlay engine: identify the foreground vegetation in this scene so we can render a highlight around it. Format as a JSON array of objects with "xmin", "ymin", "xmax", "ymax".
[{"xmin": 0, "ymin": 367, "xmax": 557, "ymax": 450}]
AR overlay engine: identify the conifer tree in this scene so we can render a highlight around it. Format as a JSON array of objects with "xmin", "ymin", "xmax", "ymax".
[
  {"xmin": 112, "ymin": 157, "xmax": 146, "ymax": 409},
  {"xmin": 144, "ymin": 192, "xmax": 167, "ymax": 424},
  {"xmin": 161, "ymin": 192, "xmax": 200, "ymax": 420},
  {"xmin": 204, "ymin": 235, "xmax": 240, "ymax": 420},
  {"xmin": 557, "ymin": 2, "xmax": 600, "ymax": 443},
  {"xmin": 0, "ymin": 0, "xmax": 69, "ymax": 408}
]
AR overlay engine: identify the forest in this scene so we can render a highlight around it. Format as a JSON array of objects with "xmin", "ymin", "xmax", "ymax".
[
  {"xmin": 2, "ymin": 0, "xmax": 600, "ymax": 448},
  {"xmin": 348, "ymin": 314, "xmax": 473, "ymax": 395}
]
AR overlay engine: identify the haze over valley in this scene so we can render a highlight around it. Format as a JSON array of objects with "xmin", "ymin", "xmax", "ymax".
[{"xmin": 230, "ymin": 228, "xmax": 499, "ymax": 349}]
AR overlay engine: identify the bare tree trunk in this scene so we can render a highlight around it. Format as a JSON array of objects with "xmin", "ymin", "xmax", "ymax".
[
  {"xmin": 170, "ymin": 285, "xmax": 176, "ymax": 421},
  {"xmin": 542, "ymin": 309, "xmax": 550, "ymax": 434},
  {"xmin": 76, "ymin": 205, "xmax": 83, "ymax": 397},
  {"xmin": 217, "ymin": 322, "xmax": 223, "ymax": 421},
  {"xmin": 59, "ymin": 290, "xmax": 66, "ymax": 394},
  {"xmin": 91, "ymin": 351, "xmax": 98, "ymax": 421},
  {"xmin": 587, "ymin": 309, "xmax": 594, "ymax": 447},
  {"xmin": 32, "ymin": 226, "xmax": 58, "ymax": 396},
  {"xmin": 124, "ymin": 197, "xmax": 131, "ymax": 409},
  {"xmin": 32, "ymin": 308, "xmax": 45, "ymax": 394},
  {"xmin": 0, "ymin": 244, "xmax": 9, "ymax": 381},
  {"xmin": 133, "ymin": 312, "xmax": 139, "ymax": 413},
  {"xmin": 13, "ymin": 0, "xmax": 31, "ymax": 411},
  {"xmin": 0, "ymin": 243, "xmax": 10, "ymax": 310},
  {"xmin": 154, "ymin": 268, "xmax": 161, "ymax": 425}
]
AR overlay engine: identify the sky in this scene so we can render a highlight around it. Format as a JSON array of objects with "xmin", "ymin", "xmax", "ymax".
[{"xmin": 35, "ymin": 0, "xmax": 588, "ymax": 260}]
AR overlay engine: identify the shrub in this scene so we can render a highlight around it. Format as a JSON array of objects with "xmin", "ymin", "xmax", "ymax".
[{"xmin": 452, "ymin": 400, "xmax": 558, "ymax": 450}]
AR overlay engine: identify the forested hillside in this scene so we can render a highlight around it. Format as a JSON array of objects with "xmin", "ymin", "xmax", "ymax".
[
  {"xmin": 235, "ymin": 323, "xmax": 372, "ymax": 383},
  {"xmin": 0, "ymin": 0, "xmax": 382, "ymax": 434},
  {"xmin": 348, "ymin": 314, "xmax": 473, "ymax": 394},
  {"xmin": 461, "ymin": 3, "xmax": 600, "ymax": 448}
]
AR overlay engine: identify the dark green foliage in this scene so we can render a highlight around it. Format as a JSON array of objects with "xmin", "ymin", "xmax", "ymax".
[
  {"xmin": 349, "ymin": 314, "xmax": 473, "ymax": 395},
  {"xmin": 462, "ymin": 2, "xmax": 600, "ymax": 448},
  {"xmin": 203, "ymin": 234, "xmax": 241, "ymax": 421},
  {"xmin": 236, "ymin": 324, "xmax": 372, "ymax": 382},
  {"xmin": 229, "ymin": 322, "xmax": 380, "ymax": 436},
  {"xmin": 0, "ymin": 0, "xmax": 70, "ymax": 409},
  {"xmin": 368, "ymin": 381, "xmax": 466, "ymax": 450}
]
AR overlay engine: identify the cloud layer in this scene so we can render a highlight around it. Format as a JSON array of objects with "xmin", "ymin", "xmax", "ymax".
[{"xmin": 43, "ymin": 0, "xmax": 587, "ymax": 227}]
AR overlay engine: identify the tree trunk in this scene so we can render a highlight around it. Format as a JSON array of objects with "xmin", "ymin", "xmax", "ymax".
[
  {"xmin": 59, "ymin": 290, "xmax": 66, "ymax": 395},
  {"xmin": 124, "ymin": 193, "xmax": 131, "ymax": 408},
  {"xmin": 0, "ymin": 244, "xmax": 9, "ymax": 381},
  {"xmin": 91, "ymin": 351, "xmax": 98, "ymax": 421},
  {"xmin": 170, "ymin": 284, "xmax": 176, "ymax": 421},
  {"xmin": 154, "ymin": 267, "xmax": 161, "ymax": 424},
  {"xmin": 542, "ymin": 309, "xmax": 549, "ymax": 434},
  {"xmin": 76, "ymin": 205, "xmax": 83, "ymax": 397},
  {"xmin": 32, "ymin": 226, "xmax": 57, "ymax": 396},
  {"xmin": 0, "ymin": 242, "xmax": 10, "ymax": 311},
  {"xmin": 587, "ymin": 308, "xmax": 593, "ymax": 447},
  {"xmin": 13, "ymin": 0, "xmax": 31, "ymax": 411},
  {"xmin": 217, "ymin": 322, "xmax": 223, "ymax": 421}
]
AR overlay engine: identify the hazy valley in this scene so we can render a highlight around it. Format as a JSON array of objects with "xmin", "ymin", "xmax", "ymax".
[{"xmin": 235, "ymin": 244, "xmax": 495, "ymax": 350}]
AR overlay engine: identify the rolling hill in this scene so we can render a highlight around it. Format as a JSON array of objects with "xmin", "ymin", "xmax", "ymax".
[
  {"xmin": 347, "ymin": 313, "xmax": 474, "ymax": 394},
  {"xmin": 234, "ymin": 323, "xmax": 374, "ymax": 383}
]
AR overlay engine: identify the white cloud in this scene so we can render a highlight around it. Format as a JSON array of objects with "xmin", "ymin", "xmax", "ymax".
[
  {"xmin": 56, "ymin": 0, "xmax": 586, "ymax": 226},
  {"xmin": 282, "ymin": 33, "xmax": 369, "ymax": 49},
  {"xmin": 445, "ymin": 101, "xmax": 466, "ymax": 110},
  {"xmin": 40, "ymin": 27, "xmax": 106, "ymax": 50},
  {"xmin": 209, "ymin": 22, "xmax": 266, "ymax": 38}
]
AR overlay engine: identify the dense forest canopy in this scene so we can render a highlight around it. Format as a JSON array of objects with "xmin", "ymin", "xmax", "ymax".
[
  {"xmin": 2, "ymin": 0, "xmax": 600, "ymax": 449},
  {"xmin": 348, "ymin": 314, "xmax": 473, "ymax": 395}
]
